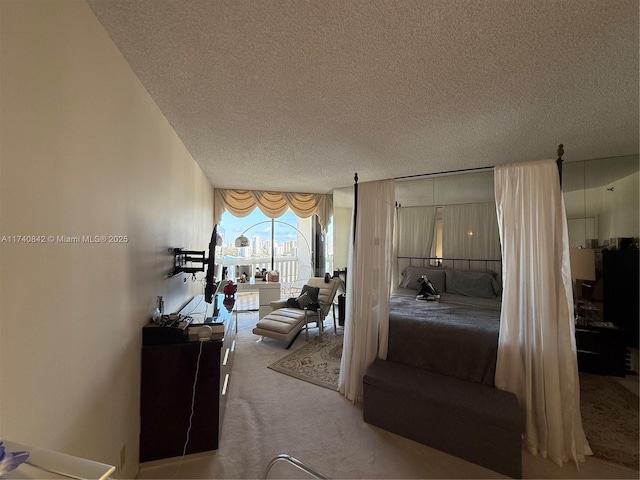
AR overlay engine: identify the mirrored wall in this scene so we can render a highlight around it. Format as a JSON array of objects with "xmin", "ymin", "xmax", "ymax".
[
  {"xmin": 331, "ymin": 169, "xmax": 497, "ymax": 271},
  {"xmin": 563, "ymin": 155, "xmax": 639, "ymax": 249},
  {"xmin": 332, "ymin": 154, "xmax": 639, "ymax": 267}
]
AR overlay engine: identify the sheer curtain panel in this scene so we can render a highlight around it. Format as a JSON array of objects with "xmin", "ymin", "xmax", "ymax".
[
  {"xmin": 338, "ymin": 179, "xmax": 395, "ymax": 403},
  {"xmin": 494, "ymin": 159, "xmax": 591, "ymax": 467},
  {"xmin": 396, "ymin": 206, "xmax": 437, "ymax": 257},
  {"xmin": 393, "ymin": 206, "xmax": 437, "ymax": 286},
  {"xmin": 442, "ymin": 203, "xmax": 500, "ymax": 261}
]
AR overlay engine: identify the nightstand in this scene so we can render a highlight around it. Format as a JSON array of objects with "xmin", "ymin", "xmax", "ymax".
[{"xmin": 575, "ymin": 323, "xmax": 626, "ymax": 377}]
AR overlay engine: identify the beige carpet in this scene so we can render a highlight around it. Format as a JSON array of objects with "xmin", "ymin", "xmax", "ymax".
[
  {"xmin": 137, "ymin": 311, "xmax": 639, "ymax": 479},
  {"xmin": 268, "ymin": 331, "xmax": 342, "ymax": 390},
  {"xmin": 580, "ymin": 372, "xmax": 639, "ymax": 471},
  {"xmin": 267, "ymin": 335, "xmax": 640, "ymax": 472}
]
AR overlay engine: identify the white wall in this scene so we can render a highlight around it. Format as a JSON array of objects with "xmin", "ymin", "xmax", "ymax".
[
  {"xmin": 597, "ymin": 171, "xmax": 639, "ymax": 243},
  {"xmin": 332, "ymin": 207, "xmax": 352, "ymax": 270},
  {"xmin": 565, "ymin": 170, "xmax": 639, "ymax": 246},
  {"xmin": 0, "ymin": 1, "xmax": 213, "ymax": 477}
]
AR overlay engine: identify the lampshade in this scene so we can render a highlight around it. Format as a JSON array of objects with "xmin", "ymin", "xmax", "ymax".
[
  {"xmin": 234, "ymin": 235, "xmax": 250, "ymax": 248},
  {"xmin": 569, "ymin": 248, "xmax": 596, "ymax": 281}
]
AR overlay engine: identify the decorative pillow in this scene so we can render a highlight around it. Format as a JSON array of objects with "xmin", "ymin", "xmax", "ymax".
[
  {"xmin": 400, "ymin": 266, "xmax": 446, "ymax": 292},
  {"xmin": 294, "ymin": 291, "xmax": 312, "ymax": 308},
  {"xmin": 301, "ymin": 284, "xmax": 320, "ymax": 303},
  {"xmin": 444, "ymin": 268, "xmax": 501, "ymax": 299},
  {"xmin": 283, "ymin": 285, "xmax": 321, "ymax": 311}
]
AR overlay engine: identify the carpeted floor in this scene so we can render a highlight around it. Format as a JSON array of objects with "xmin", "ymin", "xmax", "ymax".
[
  {"xmin": 580, "ymin": 372, "xmax": 639, "ymax": 471},
  {"xmin": 266, "ymin": 328, "xmax": 640, "ymax": 472},
  {"xmin": 137, "ymin": 310, "xmax": 639, "ymax": 479}
]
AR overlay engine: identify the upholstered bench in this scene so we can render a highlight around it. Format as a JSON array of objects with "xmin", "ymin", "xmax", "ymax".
[{"xmin": 363, "ymin": 358, "xmax": 524, "ymax": 478}]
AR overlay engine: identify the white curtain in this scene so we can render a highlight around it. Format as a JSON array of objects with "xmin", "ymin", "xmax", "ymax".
[
  {"xmin": 339, "ymin": 179, "xmax": 395, "ymax": 403},
  {"xmin": 442, "ymin": 203, "xmax": 501, "ymax": 262},
  {"xmin": 396, "ymin": 206, "xmax": 437, "ymax": 257},
  {"xmin": 393, "ymin": 206, "xmax": 437, "ymax": 287},
  {"xmin": 494, "ymin": 159, "xmax": 591, "ymax": 467}
]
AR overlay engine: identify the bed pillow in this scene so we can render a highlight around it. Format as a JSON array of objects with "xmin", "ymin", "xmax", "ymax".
[
  {"xmin": 444, "ymin": 268, "xmax": 501, "ymax": 299},
  {"xmin": 400, "ymin": 266, "xmax": 446, "ymax": 292}
]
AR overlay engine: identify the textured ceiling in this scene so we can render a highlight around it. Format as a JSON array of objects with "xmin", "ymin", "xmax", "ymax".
[{"xmin": 87, "ymin": 0, "xmax": 638, "ymax": 193}]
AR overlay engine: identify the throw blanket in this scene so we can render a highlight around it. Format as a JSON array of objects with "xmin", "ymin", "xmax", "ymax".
[{"xmin": 387, "ymin": 295, "xmax": 500, "ymax": 386}]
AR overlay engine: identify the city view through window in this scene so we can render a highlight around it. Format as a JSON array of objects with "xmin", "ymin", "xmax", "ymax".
[{"xmin": 217, "ymin": 209, "xmax": 333, "ymax": 283}]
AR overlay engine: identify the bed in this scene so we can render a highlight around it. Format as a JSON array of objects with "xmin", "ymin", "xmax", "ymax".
[
  {"xmin": 363, "ymin": 261, "xmax": 525, "ymax": 478},
  {"xmin": 388, "ymin": 264, "xmax": 502, "ymax": 386}
]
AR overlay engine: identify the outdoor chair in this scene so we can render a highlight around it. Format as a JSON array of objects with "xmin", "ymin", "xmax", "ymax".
[
  {"xmin": 281, "ymin": 263, "xmax": 314, "ymax": 298},
  {"xmin": 252, "ymin": 276, "xmax": 342, "ymax": 348}
]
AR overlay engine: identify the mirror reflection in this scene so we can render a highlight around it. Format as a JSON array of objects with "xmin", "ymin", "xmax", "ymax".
[
  {"xmin": 333, "ymin": 155, "xmax": 639, "ymax": 253},
  {"xmin": 331, "ymin": 156, "xmax": 639, "ymax": 361},
  {"xmin": 564, "ymin": 155, "xmax": 639, "ymax": 248}
]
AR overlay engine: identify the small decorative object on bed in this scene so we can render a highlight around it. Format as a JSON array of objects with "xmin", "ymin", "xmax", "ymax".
[{"xmin": 416, "ymin": 275, "xmax": 439, "ymax": 301}]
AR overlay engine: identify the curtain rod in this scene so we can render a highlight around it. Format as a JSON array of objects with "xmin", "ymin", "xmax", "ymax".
[
  {"xmin": 394, "ymin": 144, "xmax": 565, "ymax": 183},
  {"xmin": 351, "ymin": 145, "xmax": 564, "ymax": 245},
  {"xmin": 395, "ymin": 165, "xmax": 492, "ymax": 181},
  {"xmin": 353, "ymin": 173, "xmax": 358, "ymax": 244}
]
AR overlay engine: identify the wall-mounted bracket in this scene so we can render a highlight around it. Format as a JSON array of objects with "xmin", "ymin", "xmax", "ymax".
[{"xmin": 168, "ymin": 247, "xmax": 206, "ymax": 277}]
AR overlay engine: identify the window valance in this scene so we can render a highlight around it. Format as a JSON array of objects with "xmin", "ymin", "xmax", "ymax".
[{"xmin": 214, "ymin": 189, "xmax": 333, "ymax": 232}]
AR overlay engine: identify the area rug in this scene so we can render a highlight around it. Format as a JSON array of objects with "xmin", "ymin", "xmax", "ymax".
[
  {"xmin": 268, "ymin": 332, "xmax": 343, "ymax": 390},
  {"xmin": 579, "ymin": 372, "xmax": 639, "ymax": 471}
]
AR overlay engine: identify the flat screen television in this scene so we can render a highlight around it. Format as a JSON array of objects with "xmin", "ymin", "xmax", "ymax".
[{"xmin": 204, "ymin": 225, "xmax": 217, "ymax": 304}]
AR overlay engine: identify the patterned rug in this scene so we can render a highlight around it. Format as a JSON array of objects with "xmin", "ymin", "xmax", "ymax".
[
  {"xmin": 268, "ymin": 332, "xmax": 343, "ymax": 390},
  {"xmin": 580, "ymin": 372, "xmax": 639, "ymax": 471}
]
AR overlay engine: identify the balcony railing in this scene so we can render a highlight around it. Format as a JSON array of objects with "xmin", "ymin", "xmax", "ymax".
[
  {"xmin": 222, "ymin": 256, "xmax": 302, "ymax": 283},
  {"xmin": 221, "ymin": 255, "xmax": 335, "ymax": 295}
]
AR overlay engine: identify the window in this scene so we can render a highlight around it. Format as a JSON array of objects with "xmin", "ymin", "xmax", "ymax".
[{"xmin": 218, "ymin": 209, "xmax": 315, "ymax": 284}]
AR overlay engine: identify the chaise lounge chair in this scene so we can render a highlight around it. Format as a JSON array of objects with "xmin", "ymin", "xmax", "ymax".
[{"xmin": 252, "ymin": 276, "xmax": 342, "ymax": 348}]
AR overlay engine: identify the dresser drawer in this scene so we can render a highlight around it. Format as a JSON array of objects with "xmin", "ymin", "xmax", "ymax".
[{"xmin": 575, "ymin": 325, "xmax": 625, "ymax": 377}]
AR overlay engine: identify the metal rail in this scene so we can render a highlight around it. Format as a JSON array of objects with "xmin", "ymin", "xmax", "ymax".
[
  {"xmin": 397, "ymin": 256, "xmax": 502, "ymax": 271},
  {"xmin": 263, "ymin": 454, "xmax": 329, "ymax": 479}
]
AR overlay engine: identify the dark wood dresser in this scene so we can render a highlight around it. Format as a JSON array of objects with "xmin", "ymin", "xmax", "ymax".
[
  {"xmin": 602, "ymin": 249, "xmax": 639, "ymax": 348},
  {"xmin": 575, "ymin": 323, "xmax": 626, "ymax": 377},
  {"xmin": 140, "ymin": 294, "xmax": 237, "ymax": 462}
]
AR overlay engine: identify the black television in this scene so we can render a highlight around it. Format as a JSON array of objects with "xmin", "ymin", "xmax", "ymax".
[{"xmin": 204, "ymin": 225, "xmax": 218, "ymax": 304}]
